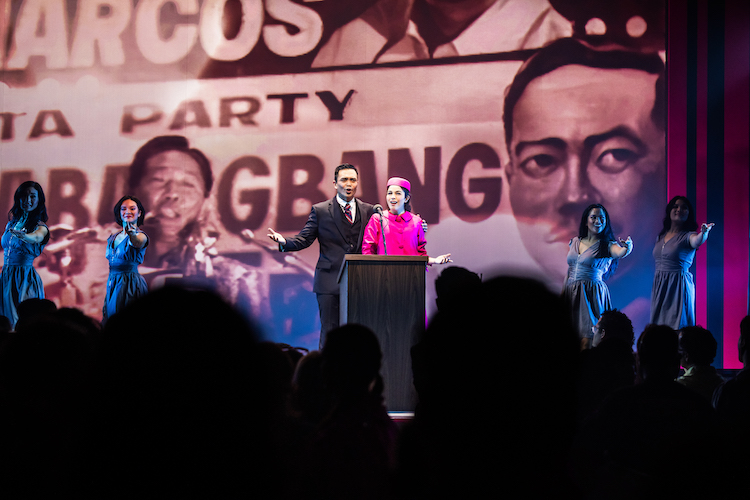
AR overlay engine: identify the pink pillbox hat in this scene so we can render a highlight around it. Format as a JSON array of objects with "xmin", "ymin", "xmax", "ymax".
[{"xmin": 386, "ymin": 176, "xmax": 411, "ymax": 192}]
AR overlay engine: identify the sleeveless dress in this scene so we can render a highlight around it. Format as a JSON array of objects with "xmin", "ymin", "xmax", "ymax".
[
  {"xmin": 103, "ymin": 232, "xmax": 149, "ymax": 322},
  {"xmin": 563, "ymin": 237, "xmax": 613, "ymax": 340},
  {"xmin": 650, "ymin": 231, "xmax": 696, "ymax": 329},
  {"xmin": 0, "ymin": 221, "xmax": 47, "ymax": 327}
]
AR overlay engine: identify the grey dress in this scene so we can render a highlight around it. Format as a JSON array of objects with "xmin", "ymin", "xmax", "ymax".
[
  {"xmin": 103, "ymin": 232, "xmax": 149, "ymax": 322},
  {"xmin": 650, "ymin": 231, "xmax": 696, "ymax": 329},
  {"xmin": 563, "ymin": 237, "xmax": 613, "ymax": 340},
  {"xmin": 0, "ymin": 221, "xmax": 47, "ymax": 327}
]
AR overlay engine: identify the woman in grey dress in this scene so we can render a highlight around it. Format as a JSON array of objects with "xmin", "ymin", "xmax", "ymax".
[
  {"xmin": 0, "ymin": 181, "xmax": 50, "ymax": 328},
  {"xmin": 563, "ymin": 204, "xmax": 633, "ymax": 348},
  {"xmin": 650, "ymin": 196, "xmax": 714, "ymax": 329},
  {"xmin": 103, "ymin": 196, "xmax": 149, "ymax": 322}
]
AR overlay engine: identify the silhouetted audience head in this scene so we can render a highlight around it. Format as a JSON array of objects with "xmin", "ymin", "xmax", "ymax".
[
  {"xmin": 275, "ymin": 343, "xmax": 308, "ymax": 378},
  {"xmin": 0, "ymin": 314, "xmax": 96, "ymax": 403},
  {"xmin": 434, "ymin": 266, "xmax": 481, "ymax": 312},
  {"xmin": 54, "ymin": 307, "xmax": 102, "ymax": 337},
  {"xmin": 15, "ymin": 297, "xmax": 57, "ymax": 331},
  {"xmin": 257, "ymin": 341, "xmax": 296, "ymax": 409},
  {"xmin": 0, "ymin": 313, "xmax": 96, "ymax": 496},
  {"xmin": 637, "ymin": 324, "xmax": 680, "ymax": 381},
  {"xmin": 574, "ymin": 324, "xmax": 719, "ymax": 500},
  {"xmin": 712, "ymin": 315, "xmax": 750, "ymax": 498},
  {"xmin": 678, "ymin": 326, "xmax": 717, "ymax": 367},
  {"xmin": 577, "ymin": 309, "xmax": 637, "ymax": 426},
  {"xmin": 322, "ymin": 323, "xmax": 382, "ymax": 399},
  {"xmin": 306, "ymin": 325, "xmax": 396, "ymax": 500},
  {"xmin": 594, "ymin": 308, "xmax": 634, "ymax": 347},
  {"xmin": 93, "ymin": 286, "xmax": 287, "ymax": 497},
  {"xmin": 291, "ymin": 350, "xmax": 335, "ymax": 425},
  {"xmin": 400, "ymin": 275, "xmax": 579, "ymax": 497},
  {"xmin": 739, "ymin": 315, "xmax": 750, "ymax": 366},
  {"xmin": 0, "ymin": 315, "xmax": 10, "ymax": 335},
  {"xmin": 417, "ymin": 275, "xmax": 578, "ymax": 410}
]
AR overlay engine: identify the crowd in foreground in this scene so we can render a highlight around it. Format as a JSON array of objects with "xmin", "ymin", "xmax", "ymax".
[{"xmin": 0, "ymin": 271, "xmax": 747, "ymax": 499}]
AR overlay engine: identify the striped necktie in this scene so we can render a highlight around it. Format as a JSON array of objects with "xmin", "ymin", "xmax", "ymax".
[{"xmin": 344, "ymin": 202, "xmax": 353, "ymax": 223}]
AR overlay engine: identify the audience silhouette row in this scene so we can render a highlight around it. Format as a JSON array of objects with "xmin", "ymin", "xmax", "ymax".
[{"xmin": 0, "ymin": 269, "xmax": 747, "ymax": 499}]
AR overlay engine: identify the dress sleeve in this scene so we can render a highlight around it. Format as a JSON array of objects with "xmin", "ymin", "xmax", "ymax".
[
  {"xmin": 34, "ymin": 221, "xmax": 51, "ymax": 245},
  {"xmin": 681, "ymin": 231, "xmax": 693, "ymax": 249},
  {"xmin": 282, "ymin": 206, "xmax": 319, "ymax": 252},
  {"xmin": 362, "ymin": 214, "xmax": 381, "ymax": 254}
]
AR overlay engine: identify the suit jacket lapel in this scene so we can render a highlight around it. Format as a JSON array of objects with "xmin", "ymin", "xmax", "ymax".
[
  {"xmin": 354, "ymin": 199, "xmax": 368, "ymax": 251},
  {"xmin": 330, "ymin": 198, "xmax": 348, "ymax": 241}
]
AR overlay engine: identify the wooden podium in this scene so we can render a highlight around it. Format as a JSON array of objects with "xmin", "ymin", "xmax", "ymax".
[{"xmin": 339, "ymin": 254, "xmax": 427, "ymax": 412}]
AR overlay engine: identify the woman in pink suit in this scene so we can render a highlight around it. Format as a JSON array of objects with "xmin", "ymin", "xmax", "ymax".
[{"xmin": 362, "ymin": 177, "xmax": 451, "ymax": 265}]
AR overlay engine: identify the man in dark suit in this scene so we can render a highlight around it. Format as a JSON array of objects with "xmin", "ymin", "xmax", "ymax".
[{"xmin": 268, "ymin": 163, "xmax": 374, "ymax": 347}]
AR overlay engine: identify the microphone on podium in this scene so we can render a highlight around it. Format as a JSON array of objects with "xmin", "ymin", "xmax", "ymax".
[{"xmin": 373, "ymin": 205, "xmax": 387, "ymax": 254}]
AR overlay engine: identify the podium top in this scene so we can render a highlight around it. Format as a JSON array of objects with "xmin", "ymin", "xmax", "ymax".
[
  {"xmin": 344, "ymin": 255, "xmax": 429, "ymax": 263},
  {"xmin": 338, "ymin": 254, "xmax": 428, "ymax": 282}
]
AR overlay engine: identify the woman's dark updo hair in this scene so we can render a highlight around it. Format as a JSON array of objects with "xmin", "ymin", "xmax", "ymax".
[
  {"xmin": 113, "ymin": 195, "xmax": 146, "ymax": 226},
  {"xmin": 8, "ymin": 181, "xmax": 49, "ymax": 244}
]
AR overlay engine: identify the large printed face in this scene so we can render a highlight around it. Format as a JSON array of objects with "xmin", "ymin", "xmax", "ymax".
[
  {"xmin": 507, "ymin": 65, "xmax": 665, "ymax": 281},
  {"xmin": 137, "ymin": 150, "xmax": 207, "ymax": 236}
]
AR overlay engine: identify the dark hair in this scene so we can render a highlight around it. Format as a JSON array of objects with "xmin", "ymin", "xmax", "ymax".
[
  {"xmin": 128, "ymin": 136, "xmax": 213, "ymax": 197},
  {"xmin": 0, "ymin": 315, "xmax": 10, "ymax": 334},
  {"xmin": 637, "ymin": 324, "xmax": 679, "ymax": 377},
  {"xmin": 598, "ymin": 309, "xmax": 635, "ymax": 346},
  {"xmin": 434, "ymin": 266, "xmax": 482, "ymax": 314},
  {"xmin": 678, "ymin": 326, "xmax": 717, "ymax": 366},
  {"xmin": 113, "ymin": 196, "xmax": 146, "ymax": 226},
  {"xmin": 322, "ymin": 323, "xmax": 381, "ymax": 397},
  {"xmin": 741, "ymin": 315, "xmax": 750, "ymax": 343},
  {"xmin": 334, "ymin": 163, "xmax": 358, "ymax": 181},
  {"xmin": 740, "ymin": 315, "xmax": 750, "ymax": 362},
  {"xmin": 8, "ymin": 181, "xmax": 49, "ymax": 244},
  {"xmin": 435, "ymin": 266, "xmax": 481, "ymax": 299},
  {"xmin": 503, "ymin": 37, "xmax": 666, "ymax": 153},
  {"xmin": 659, "ymin": 196, "xmax": 699, "ymax": 238},
  {"xmin": 15, "ymin": 298, "xmax": 58, "ymax": 332},
  {"xmin": 578, "ymin": 204, "xmax": 619, "ymax": 280}
]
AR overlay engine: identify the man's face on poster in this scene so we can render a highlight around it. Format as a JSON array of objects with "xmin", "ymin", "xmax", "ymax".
[
  {"xmin": 506, "ymin": 65, "xmax": 665, "ymax": 282},
  {"xmin": 137, "ymin": 150, "xmax": 207, "ymax": 237}
]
